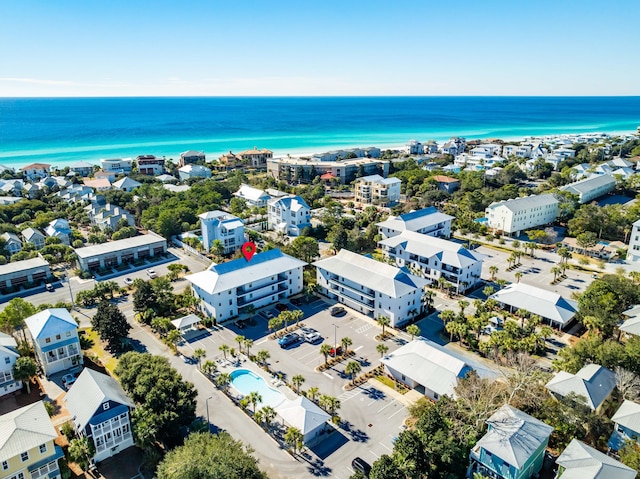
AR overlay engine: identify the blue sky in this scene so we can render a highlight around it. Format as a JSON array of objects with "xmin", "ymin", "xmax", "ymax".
[{"xmin": 1, "ymin": 0, "xmax": 638, "ymax": 96}]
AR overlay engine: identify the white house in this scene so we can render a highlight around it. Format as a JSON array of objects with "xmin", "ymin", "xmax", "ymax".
[
  {"xmin": 353, "ymin": 175, "xmax": 401, "ymax": 206},
  {"xmin": 489, "ymin": 282, "xmax": 578, "ymax": 329},
  {"xmin": 0, "ymin": 332, "xmax": 21, "ymax": 397},
  {"xmin": 275, "ymin": 397, "xmax": 330, "ymax": 446},
  {"xmin": 112, "ymin": 176, "xmax": 141, "ymax": 192},
  {"xmin": 234, "ymin": 184, "xmax": 271, "ymax": 208},
  {"xmin": 471, "ymin": 144, "xmax": 503, "ymax": 158},
  {"xmin": 440, "ymin": 137, "xmax": 466, "ymax": 156},
  {"xmin": 627, "ymin": 219, "xmax": 640, "ymax": 263},
  {"xmin": 45, "ymin": 218, "xmax": 72, "ymax": 245},
  {"xmin": 485, "ymin": 194, "xmax": 559, "ymax": 236},
  {"xmin": 376, "ymin": 206, "xmax": 454, "ymax": 239},
  {"xmin": 503, "ymin": 144, "xmax": 532, "ymax": 158},
  {"xmin": 268, "ymin": 195, "xmax": 311, "ymax": 237},
  {"xmin": 178, "ymin": 164, "xmax": 212, "ymax": 181},
  {"xmin": 199, "ymin": 210, "xmax": 245, "ymax": 254},
  {"xmin": 609, "ymin": 400, "xmax": 640, "ymax": 452},
  {"xmin": 545, "ymin": 364, "xmax": 616, "ymax": 412},
  {"xmin": 100, "ymin": 158, "xmax": 132, "ymax": 174},
  {"xmin": 64, "ymin": 369, "xmax": 135, "ymax": 463},
  {"xmin": 21, "ymin": 163, "xmax": 51, "ymax": 180},
  {"xmin": 556, "ymin": 439, "xmax": 636, "ymax": 479},
  {"xmin": 378, "ymin": 231, "xmax": 483, "ymax": 293},
  {"xmin": 186, "ymin": 249, "xmax": 306, "ymax": 322},
  {"xmin": 136, "ymin": 155, "xmax": 165, "ymax": 176},
  {"xmin": 313, "ymin": 249, "xmax": 428, "ymax": 327},
  {"xmin": 559, "ymin": 174, "xmax": 616, "ymax": 204},
  {"xmin": 406, "ymin": 140, "xmax": 423, "ymax": 155},
  {"xmin": 68, "ymin": 161, "xmax": 95, "ymax": 177},
  {"xmin": 24, "ymin": 308, "xmax": 82, "ymax": 377},
  {"xmin": 380, "ymin": 338, "xmax": 473, "ymax": 401}
]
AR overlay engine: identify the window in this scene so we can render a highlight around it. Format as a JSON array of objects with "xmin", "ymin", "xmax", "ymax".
[
  {"xmin": 21, "ymin": 451, "xmax": 29, "ymax": 462},
  {"xmin": 45, "ymin": 338, "xmax": 51, "ymax": 344},
  {"xmin": 55, "ymin": 334, "xmax": 61, "ymax": 340},
  {"xmin": 4, "ymin": 357, "xmax": 9, "ymax": 365},
  {"xmin": 1, "ymin": 461, "xmax": 8, "ymax": 470},
  {"xmin": 103, "ymin": 402, "xmax": 110, "ymax": 411},
  {"xmin": 66, "ymin": 331, "xmax": 71, "ymax": 337},
  {"xmin": 39, "ymin": 443, "xmax": 47, "ymax": 454}
]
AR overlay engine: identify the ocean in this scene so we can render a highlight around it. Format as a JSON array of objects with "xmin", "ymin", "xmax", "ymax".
[{"xmin": 0, "ymin": 96, "xmax": 639, "ymax": 170}]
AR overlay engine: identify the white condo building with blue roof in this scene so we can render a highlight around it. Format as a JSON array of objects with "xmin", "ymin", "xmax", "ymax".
[
  {"xmin": 186, "ymin": 249, "xmax": 306, "ymax": 322},
  {"xmin": 24, "ymin": 308, "xmax": 82, "ymax": 377}
]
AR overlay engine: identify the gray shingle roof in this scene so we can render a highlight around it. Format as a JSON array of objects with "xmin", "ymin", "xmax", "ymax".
[
  {"xmin": 64, "ymin": 368, "xmax": 134, "ymax": 431},
  {"xmin": 556, "ymin": 439, "xmax": 637, "ymax": 479},
  {"xmin": 474, "ymin": 405, "xmax": 553, "ymax": 469},
  {"xmin": 313, "ymin": 250, "xmax": 428, "ymax": 298},
  {"xmin": 545, "ymin": 364, "xmax": 616, "ymax": 410},
  {"xmin": 0, "ymin": 401, "xmax": 57, "ymax": 463}
]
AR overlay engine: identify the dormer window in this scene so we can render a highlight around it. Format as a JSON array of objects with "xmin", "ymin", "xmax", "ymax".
[{"xmin": 103, "ymin": 402, "xmax": 110, "ymax": 411}]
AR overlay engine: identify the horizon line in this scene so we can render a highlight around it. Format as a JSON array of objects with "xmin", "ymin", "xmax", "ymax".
[{"xmin": 2, "ymin": 94, "xmax": 640, "ymax": 99}]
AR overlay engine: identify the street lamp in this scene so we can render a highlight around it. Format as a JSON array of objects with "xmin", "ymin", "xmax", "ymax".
[
  {"xmin": 63, "ymin": 265, "xmax": 75, "ymax": 310},
  {"xmin": 205, "ymin": 396, "xmax": 213, "ymax": 433},
  {"xmin": 332, "ymin": 323, "xmax": 338, "ymax": 357}
]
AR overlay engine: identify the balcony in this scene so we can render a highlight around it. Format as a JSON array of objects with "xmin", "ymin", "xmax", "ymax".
[
  {"xmin": 237, "ymin": 275, "xmax": 287, "ymax": 296},
  {"xmin": 237, "ymin": 283, "xmax": 288, "ymax": 306},
  {"xmin": 327, "ymin": 278, "xmax": 375, "ymax": 300}
]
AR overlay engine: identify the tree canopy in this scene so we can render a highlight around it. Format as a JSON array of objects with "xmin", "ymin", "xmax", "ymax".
[{"xmin": 90, "ymin": 301, "xmax": 131, "ymax": 351}]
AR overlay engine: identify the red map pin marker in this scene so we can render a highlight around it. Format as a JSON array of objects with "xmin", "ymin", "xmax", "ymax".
[{"xmin": 241, "ymin": 242, "xmax": 256, "ymax": 262}]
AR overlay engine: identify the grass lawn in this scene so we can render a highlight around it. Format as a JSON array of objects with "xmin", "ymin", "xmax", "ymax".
[{"xmin": 81, "ymin": 328, "xmax": 119, "ymax": 373}]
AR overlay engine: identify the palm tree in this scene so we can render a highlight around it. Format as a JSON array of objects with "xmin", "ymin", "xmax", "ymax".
[
  {"xmin": 483, "ymin": 285, "xmax": 495, "ymax": 298},
  {"xmin": 489, "ymin": 266, "xmax": 499, "ymax": 281},
  {"xmin": 247, "ymin": 391, "xmax": 262, "ymax": 415},
  {"xmin": 291, "ymin": 374, "xmax": 306, "ymax": 394},
  {"xmin": 244, "ymin": 338, "xmax": 254, "ymax": 357},
  {"xmin": 201, "ymin": 360, "xmax": 217, "ymax": 377},
  {"xmin": 215, "ymin": 372, "xmax": 231, "ymax": 392},
  {"xmin": 557, "ymin": 247, "xmax": 571, "ymax": 264},
  {"xmin": 320, "ymin": 344, "xmax": 332, "ymax": 364},
  {"xmin": 219, "ymin": 343, "xmax": 230, "ymax": 359},
  {"xmin": 284, "ymin": 427, "xmax": 303, "ymax": 455},
  {"xmin": 307, "ymin": 386, "xmax": 320, "ymax": 402},
  {"xmin": 256, "ymin": 349, "xmax": 270, "ymax": 367},
  {"xmin": 376, "ymin": 343, "xmax": 389, "ymax": 357},
  {"xmin": 341, "ymin": 336, "xmax": 353, "ymax": 354},
  {"xmin": 439, "ymin": 309, "xmax": 456, "ymax": 328},
  {"xmin": 551, "ymin": 266, "xmax": 562, "ymax": 282},
  {"xmin": 290, "ymin": 309, "xmax": 304, "ymax": 328},
  {"xmin": 234, "ymin": 335, "xmax": 246, "ymax": 354},
  {"xmin": 421, "ymin": 288, "xmax": 435, "ymax": 311},
  {"xmin": 254, "ymin": 408, "xmax": 264, "ymax": 427},
  {"xmin": 406, "ymin": 324, "xmax": 420, "ymax": 340},
  {"xmin": 345, "ymin": 361, "xmax": 361, "ymax": 382},
  {"xmin": 458, "ymin": 300, "xmax": 469, "ymax": 315},
  {"xmin": 514, "ymin": 271, "xmax": 523, "ymax": 283},
  {"xmin": 193, "ymin": 348, "xmax": 206, "ymax": 369},
  {"xmin": 319, "ymin": 394, "xmax": 340, "ymax": 417},
  {"xmin": 377, "ymin": 316, "xmax": 391, "ymax": 338},
  {"xmin": 260, "ymin": 405, "xmax": 276, "ymax": 431}
]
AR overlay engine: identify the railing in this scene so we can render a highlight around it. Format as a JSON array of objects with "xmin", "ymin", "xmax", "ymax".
[
  {"xmin": 327, "ymin": 279, "xmax": 375, "ymax": 300},
  {"xmin": 31, "ymin": 461, "xmax": 59, "ymax": 479}
]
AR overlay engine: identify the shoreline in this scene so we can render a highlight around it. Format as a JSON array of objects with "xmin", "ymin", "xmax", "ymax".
[{"xmin": 1, "ymin": 127, "xmax": 637, "ymax": 172}]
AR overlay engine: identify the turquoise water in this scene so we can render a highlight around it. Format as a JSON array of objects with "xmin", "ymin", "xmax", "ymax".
[
  {"xmin": 0, "ymin": 96, "xmax": 639, "ymax": 169},
  {"xmin": 230, "ymin": 368, "xmax": 285, "ymax": 407}
]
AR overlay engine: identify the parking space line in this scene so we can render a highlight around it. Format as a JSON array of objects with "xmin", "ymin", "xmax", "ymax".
[
  {"xmin": 353, "ymin": 345, "xmax": 363, "ymax": 352},
  {"xmin": 389, "ymin": 407, "xmax": 406, "ymax": 418},
  {"xmin": 323, "ymin": 372, "xmax": 333, "ymax": 379},
  {"xmin": 255, "ymin": 338, "xmax": 268, "ymax": 345},
  {"xmin": 377, "ymin": 401, "xmax": 395, "ymax": 414},
  {"xmin": 295, "ymin": 349, "xmax": 319, "ymax": 361},
  {"xmin": 379, "ymin": 441, "xmax": 393, "ymax": 452}
]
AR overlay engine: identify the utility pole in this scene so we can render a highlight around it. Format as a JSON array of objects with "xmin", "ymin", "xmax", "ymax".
[{"xmin": 332, "ymin": 323, "xmax": 338, "ymax": 357}]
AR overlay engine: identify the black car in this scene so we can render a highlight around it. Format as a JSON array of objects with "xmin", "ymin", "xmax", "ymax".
[
  {"xmin": 275, "ymin": 303, "xmax": 289, "ymax": 312},
  {"xmin": 290, "ymin": 297, "xmax": 303, "ymax": 306},
  {"xmin": 351, "ymin": 457, "xmax": 371, "ymax": 477},
  {"xmin": 330, "ymin": 306, "xmax": 346, "ymax": 316}
]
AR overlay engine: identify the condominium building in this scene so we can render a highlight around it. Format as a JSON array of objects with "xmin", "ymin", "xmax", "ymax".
[
  {"xmin": 353, "ymin": 175, "xmax": 401, "ymax": 206},
  {"xmin": 64, "ymin": 369, "xmax": 135, "ymax": 462},
  {"xmin": 199, "ymin": 210, "xmax": 245, "ymax": 254},
  {"xmin": 0, "ymin": 332, "xmax": 21, "ymax": 397},
  {"xmin": 313, "ymin": 249, "xmax": 428, "ymax": 327},
  {"xmin": 268, "ymin": 195, "xmax": 311, "ymax": 237},
  {"xmin": 376, "ymin": 206, "xmax": 454, "ymax": 240},
  {"xmin": 25, "ymin": 308, "xmax": 82, "ymax": 377},
  {"xmin": 559, "ymin": 174, "xmax": 616, "ymax": 204},
  {"xmin": 186, "ymin": 249, "xmax": 306, "ymax": 322},
  {"xmin": 485, "ymin": 194, "xmax": 558, "ymax": 236},
  {"xmin": 0, "ymin": 402, "xmax": 64, "ymax": 479},
  {"xmin": 74, "ymin": 233, "xmax": 166, "ymax": 272},
  {"xmin": 237, "ymin": 147, "xmax": 273, "ymax": 168},
  {"xmin": 378, "ymin": 231, "xmax": 483, "ymax": 293},
  {"xmin": 267, "ymin": 156, "xmax": 389, "ymax": 185},
  {"xmin": 627, "ymin": 219, "xmax": 640, "ymax": 263}
]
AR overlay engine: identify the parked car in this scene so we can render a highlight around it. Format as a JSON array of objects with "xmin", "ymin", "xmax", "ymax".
[
  {"xmin": 290, "ymin": 297, "xmax": 303, "ymax": 306},
  {"xmin": 45, "ymin": 283, "xmax": 54, "ymax": 292},
  {"xmin": 330, "ymin": 306, "xmax": 346, "ymax": 316},
  {"xmin": 262, "ymin": 310, "xmax": 274, "ymax": 319},
  {"xmin": 62, "ymin": 373, "xmax": 76, "ymax": 390},
  {"xmin": 275, "ymin": 303, "xmax": 289, "ymax": 312},
  {"xmin": 351, "ymin": 457, "xmax": 371, "ymax": 477},
  {"xmin": 124, "ymin": 277, "xmax": 133, "ymax": 286},
  {"xmin": 278, "ymin": 333, "xmax": 300, "ymax": 348},
  {"xmin": 147, "ymin": 269, "xmax": 157, "ymax": 279},
  {"xmin": 330, "ymin": 345, "xmax": 343, "ymax": 356},
  {"xmin": 304, "ymin": 331, "xmax": 322, "ymax": 344},
  {"xmin": 235, "ymin": 319, "xmax": 246, "ymax": 329}
]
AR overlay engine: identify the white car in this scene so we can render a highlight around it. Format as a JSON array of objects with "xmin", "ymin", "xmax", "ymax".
[
  {"xmin": 304, "ymin": 332, "xmax": 323, "ymax": 344},
  {"xmin": 146, "ymin": 269, "xmax": 157, "ymax": 279},
  {"xmin": 124, "ymin": 277, "xmax": 133, "ymax": 286}
]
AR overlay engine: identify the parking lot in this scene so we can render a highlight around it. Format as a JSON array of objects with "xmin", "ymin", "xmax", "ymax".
[{"xmin": 180, "ymin": 297, "xmax": 409, "ymax": 478}]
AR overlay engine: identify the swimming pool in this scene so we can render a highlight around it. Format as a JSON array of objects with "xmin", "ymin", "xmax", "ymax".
[{"xmin": 230, "ymin": 369, "xmax": 285, "ymax": 408}]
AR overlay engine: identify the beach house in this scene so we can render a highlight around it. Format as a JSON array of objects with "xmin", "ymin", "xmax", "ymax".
[
  {"xmin": 135, "ymin": 155, "xmax": 165, "ymax": 175},
  {"xmin": 25, "ymin": 308, "xmax": 82, "ymax": 377},
  {"xmin": 545, "ymin": 364, "xmax": 616, "ymax": 412},
  {"xmin": 313, "ymin": 249, "xmax": 428, "ymax": 327},
  {"xmin": 178, "ymin": 164, "xmax": 212, "ymax": 181},
  {"xmin": 353, "ymin": 174, "xmax": 401, "ymax": 206},
  {"xmin": 0, "ymin": 401, "xmax": 64, "ymax": 479},
  {"xmin": 378, "ymin": 231, "xmax": 483, "ymax": 293},
  {"xmin": 555, "ymin": 439, "xmax": 636, "ymax": 479},
  {"xmin": 100, "ymin": 158, "xmax": 132, "ymax": 174},
  {"xmin": 1, "ymin": 232, "xmax": 22, "ymax": 255},
  {"xmin": 0, "ymin": 332, "xmax": 21, "ymax": 397},
  {"xmin": 20, "ymin": 163, "xmax": 51, "ymax": 180},
  {"xmin": 627, "ymin": 219, "xmax": 640, "ymax": 263},
  {"xmin": 238, "ymin": 147, "xmax": 273, "ymax": 168},
  {"xmin": 64, "ymin": 369, "xmax": 135, "ymax": 462},
  {"xmin": 608, "ymin": 399, "xmax": 640, "ymax": 452},
  {"xmin": 234, "ymin": 184, "xmax": 271, "ymax": 208},
  {"xmin": 432, "ymin": 175, "xmax": 460, "ymax": 194},
  {"xmin": 112, "ymin": 176, "xmax": 141, "ymax": 192},
  {"xmin": 268, "ymin": 195, "xmax": 311, "ymax": 237},
  {"xmin": 199, "ymin": 210, "xmax": 245, "ymax": 254},
  {"xmin": 485, "ymin": 194, "xmax": 558, "ymax": 236},
  {"xmin": 559, "ymin": 174, "xmax": 616, "ymax": 204},
  {"xmin": 376, "ymin": 206, "xmax": 454, "ymax": 239},
  {"xmin": 186, "ymin": 249, "xmax": 306, "ymax": 322},
  {"xmin": 179, "ymin": 150, "xmax": 206, "ymax": 167},
  {"xmin": 44, "ymin": 218, "xmax": 72, "ymax": 245},
  {"xmin": 468, "ymin": 405, "xmax": 553, "ymax": 479},
  {"xmin": 68, "ymin": 161, "xmax": 95, "ymax": 177}
]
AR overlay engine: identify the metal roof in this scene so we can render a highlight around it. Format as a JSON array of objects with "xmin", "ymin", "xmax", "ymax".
[
  {"xmin": 556, "ymin": 439, "xmax": 637, "ymax": 479},
  {"xmin": 0, "ymin": 257, "xmax": 49, "ymax": 276},
  {"xmin": 487, "ymin": 193, "xmax": 558, "ymax": 213},
  {"xmin": 376, "ymin": 206, "xmax": 454, "ymax": 233},
  {"xmin": 275, "ymin": 397, "xmax": 330, "ymax": 436},
  {"xmin": 74, "ymin": 233, "xmax": 166, "ymax": 259},
  {"xmin": 64, "ymin": 369, "xmax": 134, "ymax": 431},
  {"xmin": 24, "ymin": 308, "xmax": 77, "ymax": 339},
  {"xmin": 313, "ymin": 249, "xmax": 428, "ymax": 299},
  {"xmin": 545, "ymin": 364, "xmax": 616, "ymax": 410},
  {"xmin": 0, "ymin": 401, "xmax": 58, "ymax": 463},
  {"xmin": 611, "ymin": 400, "xmax": 640, "ymax": 434}
]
